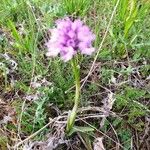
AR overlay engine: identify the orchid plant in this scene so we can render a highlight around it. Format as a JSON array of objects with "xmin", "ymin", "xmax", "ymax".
[{"xmin": 46, "ymin": 17, "xmax": 95, "ymax": 133}]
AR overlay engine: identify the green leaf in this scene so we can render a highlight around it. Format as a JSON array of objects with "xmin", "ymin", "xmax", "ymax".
[
  {"xmin": 68, "ymin": 126, "xmax": 94, "ymax": 136},
  {"xmin": 7, "ymin": 20, "xmax": 22, "ymax": 43}
]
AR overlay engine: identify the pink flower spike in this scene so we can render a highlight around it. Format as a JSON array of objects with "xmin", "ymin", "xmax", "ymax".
[{"xmin": 46, "ymin": 18, "xmax": 95, "ymax": 62}]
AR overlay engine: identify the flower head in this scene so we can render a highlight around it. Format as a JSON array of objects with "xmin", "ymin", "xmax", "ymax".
[{"xmin": 46, "ymin": 18, "xmax": 95, "ymax": 62}]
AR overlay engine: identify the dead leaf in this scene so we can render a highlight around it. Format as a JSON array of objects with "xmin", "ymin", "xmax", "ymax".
[
  {"xmin": 0, "ymin": 98, "xmax": 17, "ymax": 125},
  {"xmin": 101, "ymin": 92, "xmax": 115, "ymax": 117},
  {"xmin": 101, "ymin": 92, "xmax": 115, "ymax": 127},
  {"xmin": 93, "ymin": 137, "xmax": 105, "ymax": 150}
]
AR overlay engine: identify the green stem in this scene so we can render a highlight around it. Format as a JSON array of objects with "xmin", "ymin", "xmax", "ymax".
[{"xmin": 66, "ymin": 57, "xmax": 80, "ymax": 133}]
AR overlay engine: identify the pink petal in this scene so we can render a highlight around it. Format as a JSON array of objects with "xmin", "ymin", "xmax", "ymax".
[
  {"xmin": 81, "ymin": 47, "xmax": 95, "ymax": 55},
  {"xmin": 68, "ymin": 30, "xmax": 76, "ymax": 38},
  {"xmin": 46, "ymin": 42, "xmax": 61, "ymax": 57},
  {"xmin": 72, "ymin": 19, "xmax": 83, "ymax": 31},
  {"xmin": 61, "ymin": 47, "xmax": 75, "ymax": 62}
]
